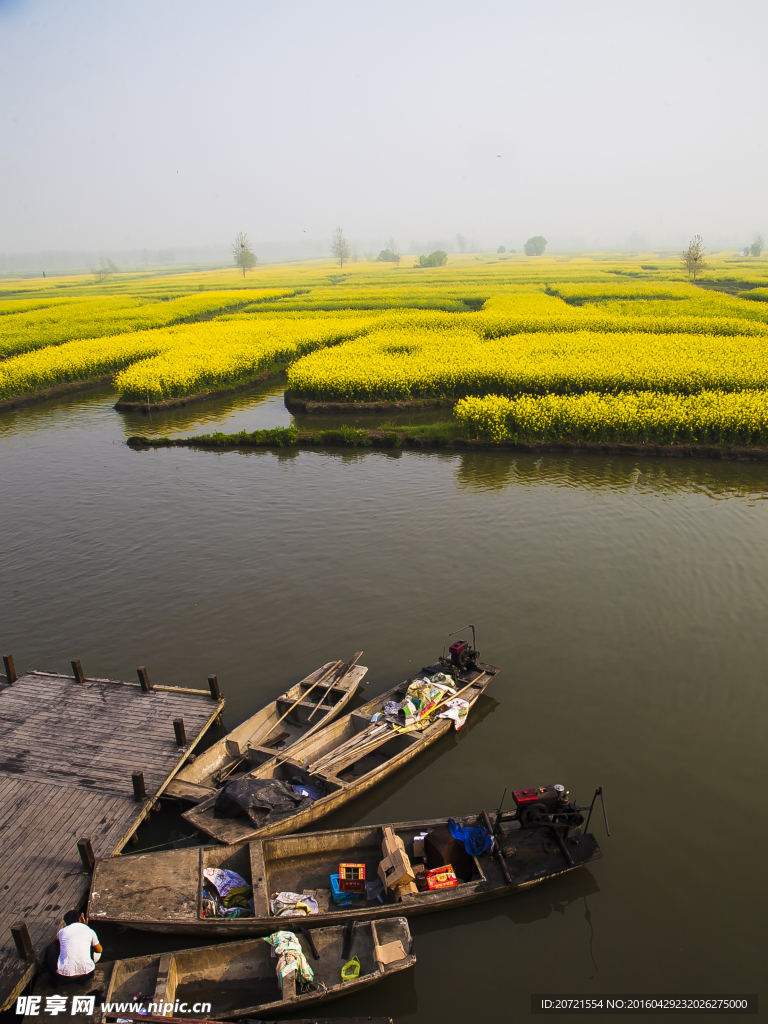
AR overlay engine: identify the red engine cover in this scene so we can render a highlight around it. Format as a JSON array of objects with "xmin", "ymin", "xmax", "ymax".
[{"xmin": 512, "ymin": 787, "xmax": 539, "ymax": 804}]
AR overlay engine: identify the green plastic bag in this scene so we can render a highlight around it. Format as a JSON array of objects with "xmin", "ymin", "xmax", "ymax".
[{"xmin": 341, "ymin": 956, "xmax": 360, "ymax": 981}]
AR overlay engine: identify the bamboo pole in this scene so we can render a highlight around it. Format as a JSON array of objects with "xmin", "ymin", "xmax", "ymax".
[{"xmin": 308, "ymin": 723, "xmax": 387, "ymax": 773}]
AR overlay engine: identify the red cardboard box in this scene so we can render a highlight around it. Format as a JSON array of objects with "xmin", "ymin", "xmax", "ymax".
[
  {"xmin": 338, "ymin": 862, "xmax": 366, "ymax": 893},
  {"xmin": 423, "ymin": 864, "xmax": 458, "ymax": 891}
]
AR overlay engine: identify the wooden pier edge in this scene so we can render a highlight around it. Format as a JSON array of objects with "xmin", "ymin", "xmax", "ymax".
[
  {"xmin": 27, "ymin": 670, "xmax": 213, "ymax": 697},
  {"xmin": 112, "ymin": 696, "xmax": 225, "ymax": 853},
  {"xmin": 0, "ymin": 669, "xmax": 226, "ymax": 1011}
]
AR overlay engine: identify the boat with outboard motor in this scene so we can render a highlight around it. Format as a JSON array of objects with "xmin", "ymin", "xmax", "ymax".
[
  {"xmin": 182, "ymin": 639, "xmax": 500, "ymax": 844},
  {"xmin": 88, "ymin": 786, "xmax": 603, "ymax": 937}
]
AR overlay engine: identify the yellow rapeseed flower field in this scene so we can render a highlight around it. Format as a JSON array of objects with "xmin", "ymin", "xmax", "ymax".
[
  {"xmin": 113, "ymin": 315, "xmax": 379, "ymax": 402},
  {"xmin": 286, "ymin": 324, "xmax": 768, "ymax": 402},
  {"xmin": 0, "ymin": 290, "xmax": 293, "ymax": 359},
  {"xmin": 3, "ymin": 254, "xmax": 768, "ymax": 443},
  {"xmin": 454, "ymin": 391, "xmax": 768, "ymax": 446}
]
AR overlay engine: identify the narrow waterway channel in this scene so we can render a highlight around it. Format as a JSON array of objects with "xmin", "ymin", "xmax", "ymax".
[{"xmin": 1, "ymin": 385, "xmax": 766, "ymax": 1018}]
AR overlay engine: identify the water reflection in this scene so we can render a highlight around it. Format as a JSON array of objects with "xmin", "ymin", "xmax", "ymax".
[
  {"xmin": 119, "ymin": 380, "xmax": 292, "ymax": 438},
  {"xmin": 454, "ymin": 450, "xmax": 768, "ymax": 499},
  {"xmin": 413, "ymin": 866, "xmax": 601, "ymax": 932},
  {"xmin": 8, "ymin": 384, "xmax": 768, "ymax": 504}
]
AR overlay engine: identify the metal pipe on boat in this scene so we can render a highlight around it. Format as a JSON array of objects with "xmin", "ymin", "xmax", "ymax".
[{"xmin": 482, "ymin": 809, "xmax": 513, "ymax": 884}]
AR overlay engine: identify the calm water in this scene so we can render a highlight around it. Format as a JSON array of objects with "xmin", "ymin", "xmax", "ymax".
[{"xmin": 1, "ymin": 385, "xmax": 767, "ymax": 1020}]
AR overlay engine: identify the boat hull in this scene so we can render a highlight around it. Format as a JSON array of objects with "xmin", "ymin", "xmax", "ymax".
[{"xmin": 89, "ymin": 811, "xmax": 602, "ymax": 937}]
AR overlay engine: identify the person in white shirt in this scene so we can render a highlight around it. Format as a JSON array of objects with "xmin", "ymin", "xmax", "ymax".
[{"xmin": 55, "ymin": 910, "xmax": 102, "ymax": 986}]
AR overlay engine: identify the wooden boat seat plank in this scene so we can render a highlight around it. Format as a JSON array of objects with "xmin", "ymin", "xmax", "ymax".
[
  {"xmin": 89, "ymin": 845, "xmax": 201, "ymax": 923},
  {"xmin": 153, "ymin": 952, "xmax": 177, "ymax": 1005},
  {"xmin": 248, "ymin": 841, "xmax": 270, "ymax": 918},
  {"xmin": 164, "ymin": 778, "xmax": 216, "ymax": 802}
]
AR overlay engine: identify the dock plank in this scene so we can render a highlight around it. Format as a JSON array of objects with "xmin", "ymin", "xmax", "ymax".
[{"xmin": 0, "ymin": 671, "xmax": 224, "ymax": 1011}]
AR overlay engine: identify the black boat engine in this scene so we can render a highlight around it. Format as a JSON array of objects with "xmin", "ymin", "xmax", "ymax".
[
  {"xmin": 444, "ymin": 624, "xmax": 480, "ymax": 672},
  {"xmin": 448, "ymin": 639, "xmax": 479, "ymax": 671},
  {"xmin": 513, "ymin": 784, "xmax": 585, "ymax": 829}
]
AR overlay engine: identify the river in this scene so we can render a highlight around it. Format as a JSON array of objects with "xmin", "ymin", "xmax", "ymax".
[{"xmin": 1, "ymin": 384, "xmax": 766, "ymax": 1018}]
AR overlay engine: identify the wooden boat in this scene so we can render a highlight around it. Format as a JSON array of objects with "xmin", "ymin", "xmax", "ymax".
[
  {"xmin": 30, "ymin": 921, "xmax": 413, "ymax": 1022},
  {"xmin": 182, "ymin": 657, "xmax": 501, "ymax": 843},
  {"xmin": 88, "ymin": 800, "xmax": 601, "ymax": 937},
  {"xmin": 165, "ymin": 656, "xmax": 367, "ymax": 804}
]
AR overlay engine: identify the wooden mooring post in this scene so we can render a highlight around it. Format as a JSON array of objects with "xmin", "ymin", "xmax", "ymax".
[
  {"xmin": 10, "ymin": 921, "xmax": 34, "ymax": 961},
  {"xmin": 132, "ymin": 771, "xmax": 146, "ymax": 802},
  {"xmin": 137, "ymin": 666, "xmax": 152, "ymax": 692},
  {"xmin": 71, "ymin": 659, "xmax": 85, "ymax": 684},
  {"xmin": 173, "ymin": 718, "xmax": 187, "ymax": 747},
  {"xmin": 77, "ymin": 837, "xmax": 95, "ymax": 874},
  {"xmin": 208, "ymin": 674, "xmax": 221, "ymax": 700},
  {"xmin": 3, "ymin": 655, "xmax": 17, "ymax": 684}
]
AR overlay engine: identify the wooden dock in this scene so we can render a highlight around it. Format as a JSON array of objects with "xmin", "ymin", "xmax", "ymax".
[{"xmin": 0, "ymin": 660, "xmax": 225, "ymax": 1011}]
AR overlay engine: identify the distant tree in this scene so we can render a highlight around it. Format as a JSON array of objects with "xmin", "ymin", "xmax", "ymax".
[
  {"xmin": 681, "ymin": 234, "xmax": 707, "ymax": 281},
  {"xmin": 232, "ymin": 232, "xmax": 257, "ymax": 277},
  {"xmin": 497, "ymin": 245, "xmax": 506, "ymax": 253},
  {"xmin": 508, "ymin": 248, "xmax": 516, "ymax": 253},
  {"xmin": 351, "ymin": 245, "xmax": 359, "ymax": 264},
  {"xmin": 376, "ymin": 248, "xmax": 400, "ymax": 264},
  {"xmin": 93, "ymin": 257, "xmax": 117, "ymax": 282},
  {"xmin": 415, "ymin": 250, "xmax": 448, "ymax": 267},
  {"xmin": 456, "ymin": 233, "xmax": 467, "ymax": 253},
  {"xmin": 524, "ymin": 236, "xmax": 547, "ymax": 256},
  {"xmin": 751, "ymin": 233, "xmax": 764, "ymax": 257},
  {"xmin": 330, "ymin": 226, "xmax": 351, "ymax": 268}
]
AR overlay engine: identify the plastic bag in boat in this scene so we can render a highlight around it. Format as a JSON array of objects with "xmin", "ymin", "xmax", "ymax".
[
  {"xmin": 448, "ymin": 817, "xmax": 493, "ymax": 856},
  {"xmin": 213, "ymin": 777, "xmax": 320, "ymax": 825},
  {"xmin": 438, "ymin": 696, "xmax": 470, "ymax": 731}
]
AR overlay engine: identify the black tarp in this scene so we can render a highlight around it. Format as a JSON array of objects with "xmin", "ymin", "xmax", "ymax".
[{"xmin": 213, "ymin": 777, "xmax": 320, "ymax": 826}]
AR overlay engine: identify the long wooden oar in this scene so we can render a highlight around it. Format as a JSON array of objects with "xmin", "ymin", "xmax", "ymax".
[{"xmin": 260, "ymin": 660, "xmax": 342, "ymax": 745}]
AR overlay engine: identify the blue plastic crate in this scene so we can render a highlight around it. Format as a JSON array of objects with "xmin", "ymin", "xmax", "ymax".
[{"xmin": 330, "ymin": 873, "xmax": 366, "ymax": 906}]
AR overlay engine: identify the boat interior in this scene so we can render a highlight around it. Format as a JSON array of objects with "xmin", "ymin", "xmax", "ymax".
[
  {"xmin": 104, "ymin": 919, "xmax": 411, "ymax": 1015},
  {"xmin": 260, "ymin": 822, "xmax": 487, "ymax": 909},
  {"xmin": 174, "ymin": 662, "xmax": 367, "ymax": 794},
  {"xmin": 197, "ymin": 819, "xmax": 489, "ymax": 921}
]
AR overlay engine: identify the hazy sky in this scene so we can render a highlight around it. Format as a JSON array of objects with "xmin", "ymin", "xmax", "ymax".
[{"xmin": 1, "ymin": 0, "xmax": 766, "ymax": 254}]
